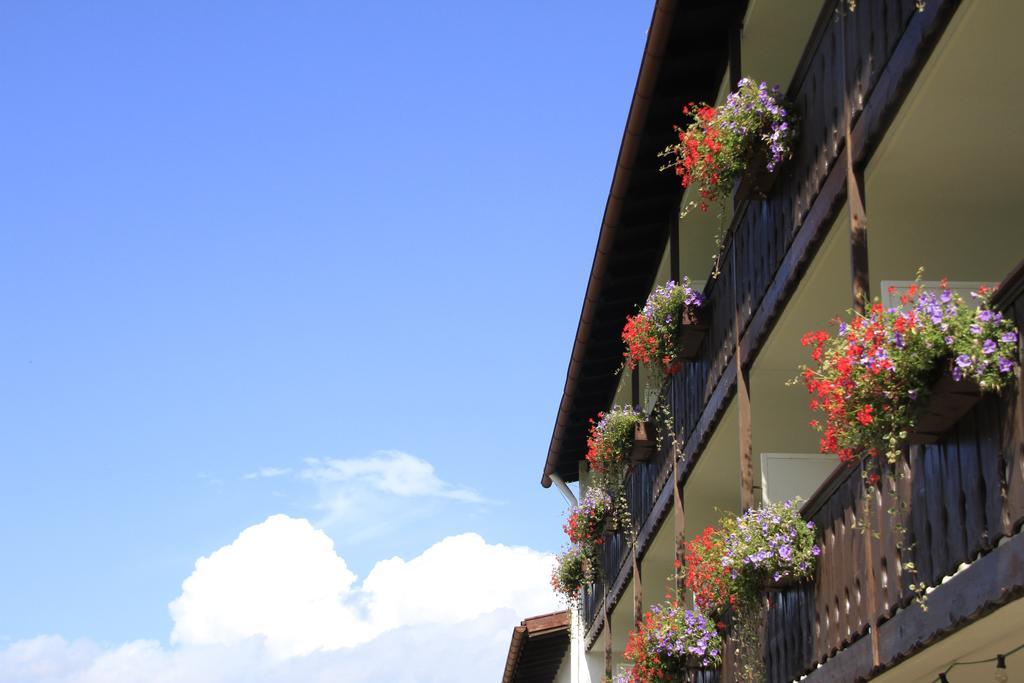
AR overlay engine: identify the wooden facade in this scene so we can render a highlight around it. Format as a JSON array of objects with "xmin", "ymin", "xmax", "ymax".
[{"xmin": 547, "ymin": 0, "xmax": 1024, "ymax": 681}]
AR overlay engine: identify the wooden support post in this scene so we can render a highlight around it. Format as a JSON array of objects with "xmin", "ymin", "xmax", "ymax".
[
  {"xmin": 631, "ymin": 368, "xmax": 641, "ymax": 409},
  {"xmin": 673, "ymin": 444, "xmax": 685, "ymax": 597},
  {"xmin": 840, "ymin": 8, "xmax": 879, "ymax": 670},
  {"xmin": 733, "ymin": 249, "xmax": 755, "ymax": 513},
  {"xmin": 669, "ymin": 218, "xmax": 680, "ymax": 284},
  {"xmin": 737, "ymin": 337, "xmax": 754, "ymax": 513},
  {"xmin": 729, "ymin": 19, "xmax": 742, "ymax": 90},
  {"xmin": 632, "ymin": 541, "xmax": 643, "ymax": 628},
  {"xmin": 604, "ymin": 596, "xmax": 613, "ymax": 682},
  {"xmin": 847, "ymin": 159, "xmax": 870, "ymax": 312},
  {"xmin": 841, "ymin": 4, "xmax": 869, "ymax": 314}
]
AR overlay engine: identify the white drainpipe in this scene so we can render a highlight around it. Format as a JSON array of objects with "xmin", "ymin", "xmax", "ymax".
[{"xmin": 549, "ymin": 473, "xmax": 578, "ymax": 508}]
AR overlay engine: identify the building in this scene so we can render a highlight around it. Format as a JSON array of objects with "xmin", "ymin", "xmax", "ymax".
[
  {"xmin": 501, "ymin": 612, "xmax": 571, "ymax": 683},
  {"xmin": 536, "ymin": 0, "xmax": 1024, "ymax": 681}
]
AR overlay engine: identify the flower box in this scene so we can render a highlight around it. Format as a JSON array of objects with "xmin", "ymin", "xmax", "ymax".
[
  {"xmin": 676, "ymin": 306, "xmax": 709, "ymax": 361},
  {"xmin": 763, "ymin": 574, "xmax": 804, "ymax": 590},
  {"xmin": 733, "ymin": 145, "xmax": 780, "ymax": 202},
  {"xmin": 624, "ymin": 602, "xmax": 724, "ymax": 675},
  {"xmin": 630, "ymin": 421, "xmax": 657, "ymax": 463},
  {"xmin": 909, "ymin": 367, "xmax": 982, "ymax": 445},
  {"xmin": 624, "ymin": 278, "xmax": 705, "ymax": 374},
  {"xmin": 586, "ymin": 406, "xmax": 645, "ymax": 475},
  {"xmin": 660, "ymin": 78, "xmax": 794, "ymax": 216},
  {"xmin": 800, "ymin": 279, "xmax": 1018, "ymax": 463}
]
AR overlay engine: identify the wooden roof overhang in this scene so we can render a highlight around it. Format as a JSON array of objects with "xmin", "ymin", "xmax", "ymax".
[
  {"xmin": 542, "ymin": 0, "xmax": 743, "ymax": 487},
  {"xmin": 500, "ymin": 611, "xmax": 571, "ymax": 683}
]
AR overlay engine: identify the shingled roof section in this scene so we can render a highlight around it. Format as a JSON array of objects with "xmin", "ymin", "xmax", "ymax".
[
  {"xmin": 500, "ymin": 611, "xmax": 571, "ymax": 683},
  {"xmin": 541, "ymin": 0, "xmax": 742, "ymax": 487}
]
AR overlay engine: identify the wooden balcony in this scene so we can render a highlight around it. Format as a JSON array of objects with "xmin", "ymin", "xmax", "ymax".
[
  {"xmin": 759, "ymin": 264, "xmax": 1024, "ymax": 682},
  {"xmin": 580, "ymin": 0, "xmax": 988, "ymax": 653},
  {"xmin": 590, "ymin": 262, "xmax": 1024, "ymax": 681}
]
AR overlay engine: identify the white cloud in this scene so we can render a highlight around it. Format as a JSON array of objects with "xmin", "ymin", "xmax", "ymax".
[
  {"xmin": 301, "ymin": 451, "xmax": 484, "ymax": 503},
  {"xmin": 243, "ymin": 467, "xmax": 291, "ymax": 480},
  {"xmin": 169, "ymin": 516, "xmax": 365, "ymax": 657},
  {"xmin": 2, "ymin": 515, "xmax": 559, "ymax": 682},
  {"xmin": 363, "ymin": 533, "xmax": 556, "ymax": 632},
  {"xmin": 0, "ymin": 614, "xmax": 521, "ymax": 683}
]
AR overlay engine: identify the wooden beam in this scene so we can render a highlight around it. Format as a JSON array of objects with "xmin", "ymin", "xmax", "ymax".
[
  {"xmin": 728, "ymin": 17, "xmax": 742, "ymax": 90},
  {"xmin": 737, "ymin": 346, "xmax": 754, "ymax": 512},
  {"xmin": 673, "ymin": 444, "xmax": 685, "ymax": 596},
  {"xmin": 841, "ymin": 7, "xmax": 878, "ymax": 669},
  {"xmin": 733, "ymin": 246, "xmax": 755, "ymax": 512},
  {"xmin": 632, "ymin": 541, "xmax": 643, "ymax": 628},
  {"xmin": 604, "ymin": 599, "xmax": 612, "ymax": 682},
  {"xmin": 669, "ymin": 218, "xmax": 680, "ymax": 284},
  {"xmin": 848, "ymin": 162, "xmax": 870, "ymax": 313}
]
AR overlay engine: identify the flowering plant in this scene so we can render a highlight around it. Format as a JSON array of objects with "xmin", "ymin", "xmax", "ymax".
[
  {"xmin": 585, "ymin": 405, "xmax": 644, "ymax": 476},
  {"xmin": 684, "ymin": 526, "xmax": 736, "ymax": 614},
  {"xmin": 622, "ymin": 602, "xmax": 724, "ymax": 680},
  {"xmin": 721, "ymin": 500, "xmax": 820, "ymax": 593},
  {"xmin": 660, "ymin": 78, "xmax": 794, "ymax": 214},
  {"xmin": 564, "ymin": 487, "xmax": 613, "ymax": 546},
  {"xmin": 800, "ymin": 278, "xmax": 1019, "ymax": 464},
  {"xmin": 623, "ymin": 278, "xmax": 705, "ymax": 376},
  {"xmin": 551, "ymin": 545, "xmax": 591, "ymax": 607}
]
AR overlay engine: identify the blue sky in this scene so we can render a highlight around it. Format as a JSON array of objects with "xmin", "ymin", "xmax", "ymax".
[{"xmin": 0, "ymin": 2, "xmax": 652, "ymax": 679}]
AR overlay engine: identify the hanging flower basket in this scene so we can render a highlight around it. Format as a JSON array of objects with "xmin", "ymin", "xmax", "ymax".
[
  {"xmin": 622, "ymin": 602, "xmax": 724, "ymax": 680},
  {"xmin": 630, "ymin": 420, "xmax": 657, "ymax": 463},
  {"xmin": 623, "ymin": 278, "xmax": 705, "ymax": 375},
  {"xmin": 909, "ymin": 365, "xmax": 982, "ymax": 444},
  {"xmin": 721, "ymin": 500, "xmax": 820, "ymax": 596},
  {"xmin": 586, "ymin": 406, "xmax": 645, "ymax": 475},
  {"xmin": 677, "ymin": 305, "xmax": 710, "ymax": 361},
  {"xmin": 660, "ymin": 78, "xmax": 795, "ymax": 214},
  {"xmin": 799, "ymin": 277, "xmax": 1019, "ymax": 464},
  {"xmin": 563, "ymin": 487, "xmax": 614, "ymax": 547},
  {"xmin": 685, "ymin": 525, "xmax": 736, "ymax": 615},
  {"xmin": 551, "ymin": 545, "xmax": 591, "ymax": 608}
]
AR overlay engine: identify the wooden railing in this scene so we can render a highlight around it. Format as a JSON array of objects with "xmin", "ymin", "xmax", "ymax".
[
  {"xmin": 581, "ymin": 0, "xmax": 933, "ymax": 637},
  {"xmin": 763, "ymin": 267, "xmax": 1024, "ymax": 682}
]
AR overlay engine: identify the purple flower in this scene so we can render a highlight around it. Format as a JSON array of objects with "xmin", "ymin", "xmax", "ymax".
[
  {"xmin": 978, "ymin": 309, "xmax": 994, "ymax": 322},
  {"xmin": 1002, "ymin": 331, "xmax": 1018, "ymax": 344},
  {"xmin": 998, "ymin": 357, "xmax": 1014, "ymax": 374},
  {"xmin": 956, "ymin": 354, "xmax": 973, "ymax": 369},
  {"xmin": 982, "ymin": 339, "xmax": 997, "ymax": 355}
]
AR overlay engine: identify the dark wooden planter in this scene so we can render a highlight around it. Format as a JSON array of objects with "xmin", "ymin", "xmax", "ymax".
[
  {"xmin": 909, "ymin": 367, "xmax": 983, "ymax": 445},
  {"xmin": 676, "ymin": 306, "xmax": 709, "ymax": 361},
  {"xmin": 733, "ymin": 145, "xmax": 779, "ymax": 202},
  {"xmin": 764, "ymin": 573, "xmax": 804, "ymax": 590},
  {"xmin": 630, "ymin": 420, "xmax": 657, "ymax": 463}
]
